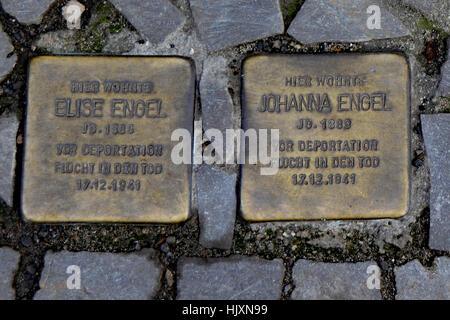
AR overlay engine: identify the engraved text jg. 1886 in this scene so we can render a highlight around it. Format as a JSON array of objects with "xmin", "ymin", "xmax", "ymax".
[{"xmin": 22, "ymin": 56, "xmax": 195, "ymax": 223}]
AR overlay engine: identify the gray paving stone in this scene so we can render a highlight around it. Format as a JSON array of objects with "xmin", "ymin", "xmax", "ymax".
[
  {"xmin": 421, "ymin": 114, "xmax": 450, "ymax": 251},
  {"xmin": 437, "ymin": 59, "xmax": 450, "ymax": 97},
  {"xmin": 0, "ymin": 112, "xmax": 18, "ymax": 207},
  {"xmin": 190, "ymin": 0, "xmax": 284, "ymax": 51},
  {"xmin": 0, "ymin": 26, "xmax": 16, "ymax": 81},
  {"xmin": 436, "ymin": 40, "xmax": 450, "ymax": 97},
  {"xmin": 177, "ymin": 255, "xmax": 285, "ymax": 300},
  {"xmin": 196, "ymin": 165, "xmax": 236, "ymax": 250},
  {"xmin": 109, "ymin": 0, "xmax": 185, "ymax": 44},
  {"xmin": 34, "ymin": 250, "xmax": 162, "ymax": 300},
  {"xmin": 200, "ymin": 56, "xmax": 233, "ymax": 135},
  {"xmin": 196, "ymin": 56, "xmax": 237, "ymax": 250},
  {"xmin": 404, "ymin": 0, "xmax": 447, "ymax": 14},
  {"xmin": 1, "ymin": 0, "xmax": 54, "ymax": 24},
  {"xmin": 0, "ymin": 247, "xmax": 20, "ymax": 300},
  {"xmin": 291, "ymin": 260, "xmax": 382, "ymax": 300},
  {"xmin": 287, "ymin": 0, "xmax": 411, "ymax": 44},
  {"xmin": 395, "ymin": 257, "xmax": 449, "ymax": 300}
]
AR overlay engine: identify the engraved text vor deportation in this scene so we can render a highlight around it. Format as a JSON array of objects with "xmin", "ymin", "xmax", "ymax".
[
  {"xmin": 241, "ymin": 54, "xmax": 409, "ymax": 220},
  {"xmin": 22, "ymin": 56, "xmax": 195, "ymax": 222}
]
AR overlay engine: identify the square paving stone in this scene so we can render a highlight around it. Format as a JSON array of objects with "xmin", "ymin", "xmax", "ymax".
[{"xmin": 34, "ymin": 250, "xmax": 162, "ymax": 300}]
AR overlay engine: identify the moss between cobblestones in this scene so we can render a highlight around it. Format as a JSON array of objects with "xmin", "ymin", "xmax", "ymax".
[
  {"xmin": 0, "ymin": 0, "xmax": 448, "ymax": 300},
  {"xmin": 75, "ymin": 1, "xmax": 129, "ymax": 53},
  {"xmin": 0, "ymin": 201, "xmax": 8, "ymax": 222},
  {"xmin": 437, "ymin": 97, "xmax": 450, "ymax": 113},
  {"xmin": 280, "ymin": 0, "xmax": 304, "ymax": 28},
  {"xmin": 416, "ymin": 17, "xmax": 449, "ymax": 39}
]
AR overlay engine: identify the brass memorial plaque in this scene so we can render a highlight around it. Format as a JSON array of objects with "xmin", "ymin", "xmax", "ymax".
[
  {"xmin": 241, "ymin": 54, "xmax": 409, "ymax": 220},
  {"xmin": 23, "ymin": 56, "xmax": 195, "ymax": 222}
]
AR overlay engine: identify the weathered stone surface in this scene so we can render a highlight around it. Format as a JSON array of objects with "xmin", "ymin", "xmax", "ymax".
[
  {"xmin": 436, "ymin": 40, "xmax": 450, "ymax": 97},
  {"xmin": 34, "ymin": 30, "xmax": 78, "ymax": 54},
  {"xmin": 34, "ymin": 250, "xmax": 162, "ymax": 300},
  {"xmin": 196, "ymin": 55, "xmax": 237, "ymax": 249},
  {"xmin": 102, "ymin": 29, "xmax": 139, "ymax": 54},
  {"xmin": 200, "ymin": 56, "xmax": 233, "ymax": 134},
  {"xmin": 403, "ymin": 0, "xmax": 449, "ymax": 33},
  {"xmin": 404, "ymin": 0, "xmax": 447, "ymax": 14},
  {"xmin": 190, "ymin": 0, "xmax": 284, "ymax": 51},
  {"xmin": 1, "ymin": 0, "xmax": 54, "ymax": 24},
  {"xmin": 437, "ymin": 61, "xmax": 450, "ymax": 97},
  {"xmin": 0, "ymin": 112, "xmax": 18, "ymax": 207},
  {"xmin": 177, "ymin": 256, "xmax": 285, "ymax": 300},
  {"xmin": 395, "ymin": 258, "xmax": 449, "ymax": 300},
  {"xmin": 288, "ymin": 0, "xmax": 411, "ymax": 44},
  {"xmin": 291, "ymin": 260, "xmax": 381, "ymax": 300},
  {"xmin": 196, "ymin": 165, "xmax": 236, "ymax": 249},
  {"xmin": 0, "ymin": 247, "xmax": 20, "ymax": 300},
  {"xmin": 0, "ymin": 26, "xmax": 16, "ymax": 81},
  {"xmin": 109, "ymin": 0, "xmax": 185, "ymax": 44},
  {"xmin": 421, "ymin": 114, "xmax": 450, "ymax": 251}
]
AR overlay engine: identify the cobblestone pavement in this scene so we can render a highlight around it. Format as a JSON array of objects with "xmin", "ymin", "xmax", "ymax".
[{"xmin": 0, "ymin": 0, "xmax": 449, "ymax": 300}]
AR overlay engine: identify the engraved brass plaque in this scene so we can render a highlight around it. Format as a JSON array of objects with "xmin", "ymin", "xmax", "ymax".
[
  {"xmin": 241, "ymin": 54, "xmax": 409, "ymax": 220},
  {"xmin": 23, "ymin": 56, "xmax": 195, "ymax": 223}
]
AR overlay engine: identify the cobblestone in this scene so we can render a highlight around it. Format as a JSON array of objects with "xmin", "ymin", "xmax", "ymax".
[
  {"xmin": 0, "ymin": 112, "xmax": 18, "ymax": 207},
  {"xmin": 291, "ymin": 260, "xmax": 382, "ymax": 300},
  {"xmin": 177, "ymin": 256, "xmax": 285, "ymax": 300},
  {"xmin": 0, "ymin": 247, "xmax": 20, "ymax": 300},
  {"xmin": 1, "ymin": 0, "xmax": 54, "ymax": 24},
  {"xmin": 196, "ymin": 165, "xmax": 236, "ymax": 249},
  {"xmin": 436, "ymin": 40, "xmax": 450, "ymax": 97},
  {"xmin": 190, "ymin": 0, "xmax": 284, "ymax": 51},
  {"xmin": 395, "ymin": 257, "xmax": 449, "ymax": 300},
  {"xmin": 0, "ymin": 26, "xmax": 16, "ymax": 81},
  {"xmin": 421, "ymin": 114, "xmax": 450, "ymax": 251},
  {"xmin": 403, "ymin": 0, "xmax": 450, "ymax": 33},
  {"xmin": 34, "ymin": 250, "xmax": 162, "ymax": 300},
  {"xmin": 288, "ymin": 0, "xmax": 411, "ymax": 44},
  {"xmin": 200, "ymin": 56, "xmax": 234, "ymax": 134},
  {"xmin": 109, "ymin": 0, "xmax": 185, "ymax": 45}
]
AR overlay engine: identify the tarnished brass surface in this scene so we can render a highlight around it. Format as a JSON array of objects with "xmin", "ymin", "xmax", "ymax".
[
  {"xmin": 241, "ymin": 54, "xmax": 409, "ymax": 220},
  {"xmin": 23, "ymin": 56, "xmax": 195, "ymax": 223}
]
